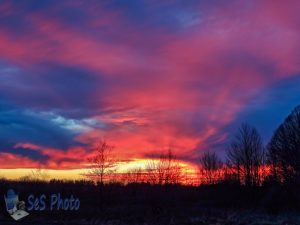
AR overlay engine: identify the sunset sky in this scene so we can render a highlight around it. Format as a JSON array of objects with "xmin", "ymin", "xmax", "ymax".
[{"xmin": 0, "ymin": 0, "xmax": 300, "ymax": 179}]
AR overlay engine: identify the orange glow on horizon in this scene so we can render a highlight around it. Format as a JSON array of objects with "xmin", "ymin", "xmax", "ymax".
[{"xmin": 0, "ymin": 158, "xmax": 199, "ymax": 184}]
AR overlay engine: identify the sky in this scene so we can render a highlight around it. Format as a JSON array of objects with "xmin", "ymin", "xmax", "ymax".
[{"xmin": 0, "ymin": 0, "xmax": 300, "ymax": 179}]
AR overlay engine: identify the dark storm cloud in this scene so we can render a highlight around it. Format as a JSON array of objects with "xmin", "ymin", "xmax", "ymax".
[{"xmin": 0, "ymin": 98, "xmax": 81, "ymax": 161}]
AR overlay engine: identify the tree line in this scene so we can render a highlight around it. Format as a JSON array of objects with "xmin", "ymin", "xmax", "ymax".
[{"xmin": 87, "ymin": 105, "xmax": 300, "ymax": 187}]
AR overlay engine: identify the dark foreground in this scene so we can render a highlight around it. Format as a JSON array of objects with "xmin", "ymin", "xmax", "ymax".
[
  {"xmin": 0, "ymin": 210, "xmax": 300, "ymax": 225},
  {"xmin": 0, "ymin": 179, "xmax": 300, "ymax": 225}
]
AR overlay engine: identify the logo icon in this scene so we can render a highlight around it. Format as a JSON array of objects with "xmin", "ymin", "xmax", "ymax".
[{"xmin": 4, "ymin": 189, "xmax": 29, "ymax": 221}]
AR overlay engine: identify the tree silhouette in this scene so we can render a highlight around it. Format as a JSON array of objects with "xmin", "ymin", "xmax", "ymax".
[
  {"xmin": 87, "ymin": 141, "xmax": 116, "ymax": 185},
  {"xmin": 267, "ymin": 105, "xmax": 300, "ymax": 184},
  {"xmin": 199, "ymin": 151, "xmax": 223, "ymax": 184},
  {"xmin": 146, "ymin": 149, "xmax": 182, "ymax": 185},
  {"xmin": 123, "ymin": 168, "xmax": 144, "ymax": 184},
  {"xmin": 227, "ymin": 123, "xmax": 265, "ymax": 186},
  {"xmin": 19, "ymin": 168, "xmax": 49, "ymax": 181}
]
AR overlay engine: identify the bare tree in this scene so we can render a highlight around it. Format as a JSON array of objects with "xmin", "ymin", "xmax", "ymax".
[
  {"xmin": 87, "ymin": 141, "xmax": 116, "ymax": 185},
  {"xmin": 227, "ymin": 123, "xmax": 265, "ymax": 186},
  {"xmin": 199, "ymin": 151, "xmax": 223, "ymax": 184},
  {"xmin": 19, "ymin": 168, "xmax": 49, "ymax": 181},
  {"xmin": 123, "ymin": 168, "xmax": 144, "ymax": 184},
  {"xmin": 267, "ymin": 105, "xmax": 300, "ymax": 183},
  {"xmin": 146, "ymin": 149, "xmax": 182, "ymax": 185}
]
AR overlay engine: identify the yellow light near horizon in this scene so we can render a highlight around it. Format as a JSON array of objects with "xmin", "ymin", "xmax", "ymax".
[
  {"xmin": 0, "ymin": 169, "xmax": 87, "ymax": 180},
  {"xmin": 0, "ymin": 159, "xmax": 198, "ymax": 181},
  {"xmin": 115, "ymin": 158, "xmax": 198, "ymax": 174}
]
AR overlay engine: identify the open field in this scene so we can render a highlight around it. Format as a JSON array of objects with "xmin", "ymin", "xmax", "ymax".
[{"xmin": 0, "ymin": 180, "xmax": 300, "ymax": 224}]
